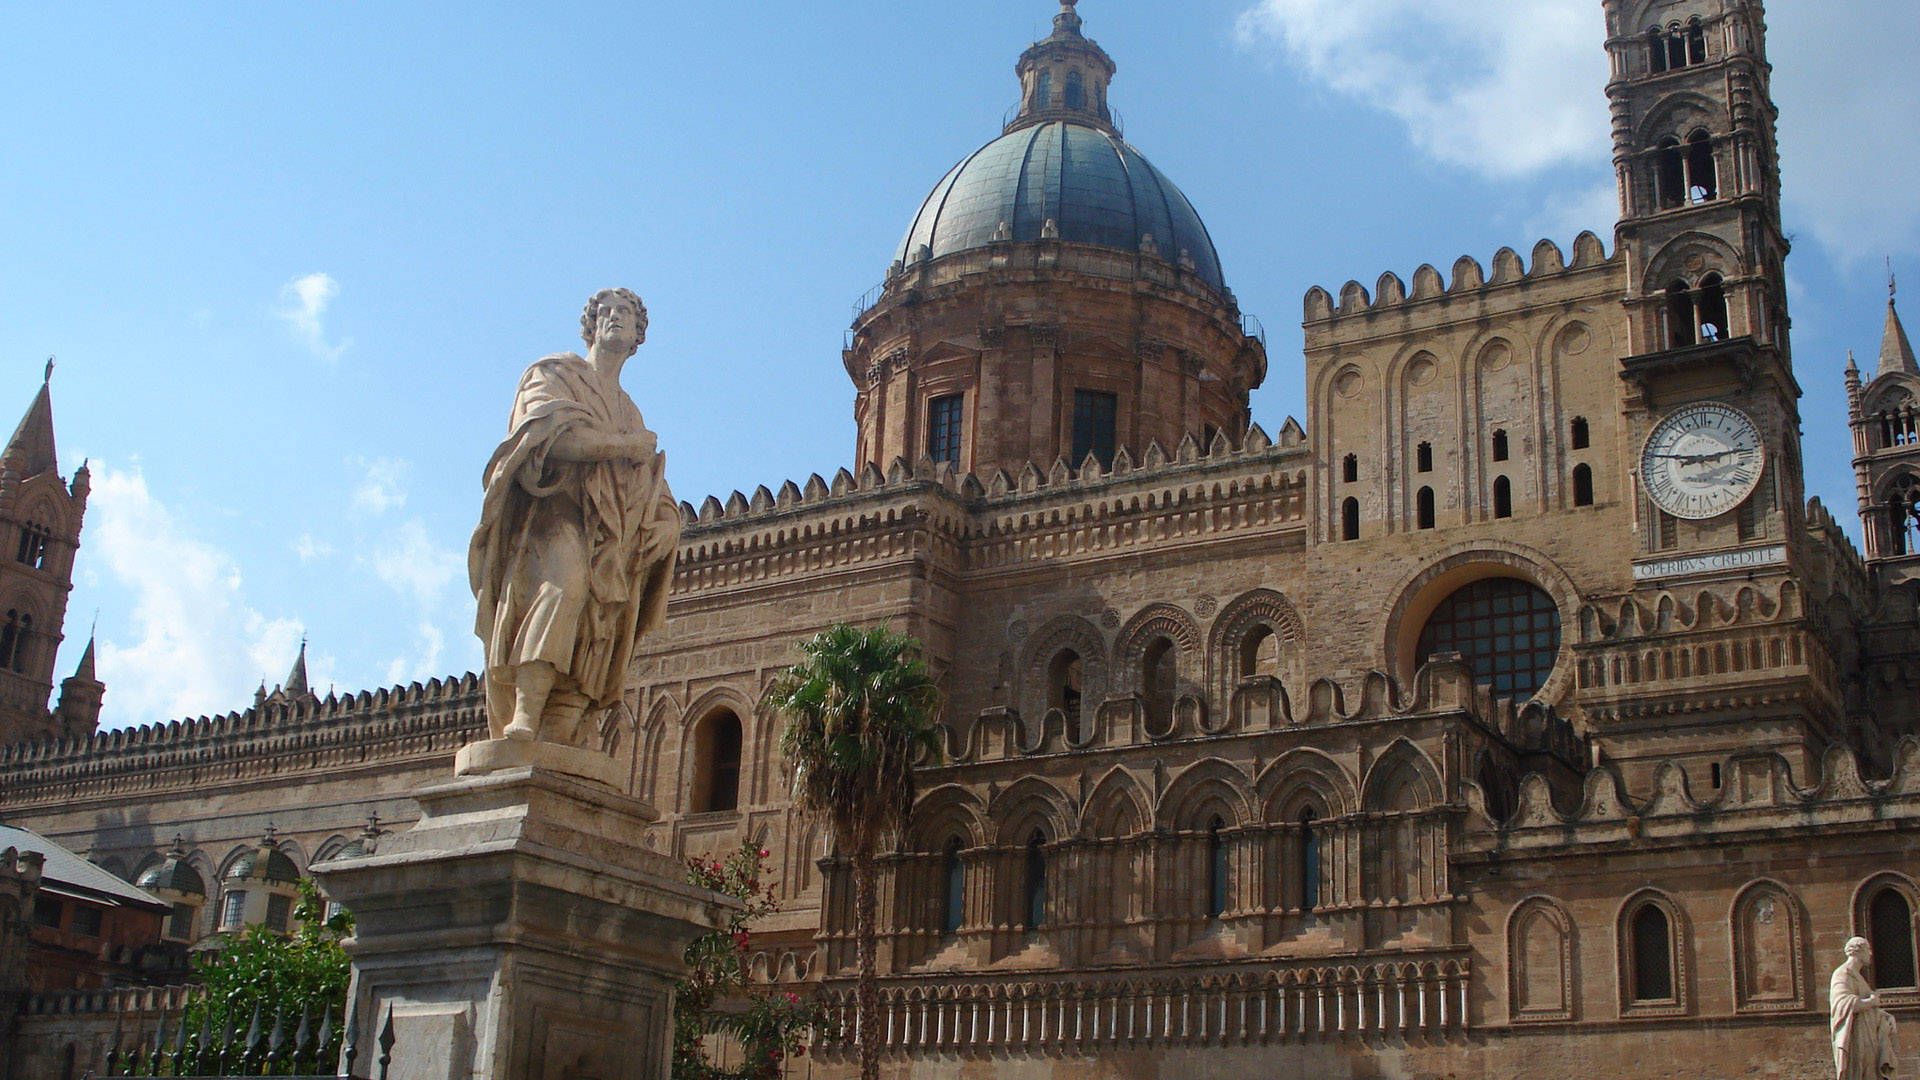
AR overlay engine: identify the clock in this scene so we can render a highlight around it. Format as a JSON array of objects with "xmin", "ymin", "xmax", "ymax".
[{"xmin": 1639, "ymin": 403, "xmax": 1766, "ymax": 521}]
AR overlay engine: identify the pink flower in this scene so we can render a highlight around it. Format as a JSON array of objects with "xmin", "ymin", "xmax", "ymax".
[{"xmin": 758, "ymin": 848, "xmax": 770, "ymax": 859}]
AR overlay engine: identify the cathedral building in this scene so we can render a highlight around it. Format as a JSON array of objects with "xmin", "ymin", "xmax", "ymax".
[{"xmin": 4, "ymin": 1, "xmax": 1920, "ymax": 1076}]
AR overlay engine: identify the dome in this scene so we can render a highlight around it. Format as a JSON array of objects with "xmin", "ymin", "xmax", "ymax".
[
  {"xmin": 895, "ymin": 121, "xmax": 1227, "ymax": 294},
  {"xmin": 225, "ymin": 844, "xmax": 299, "ymax": 885},
  {"xmin": 137, "ymin": 857, "xmax": 206, "ymax": 897}
]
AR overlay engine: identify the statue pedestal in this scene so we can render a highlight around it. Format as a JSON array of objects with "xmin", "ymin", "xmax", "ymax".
[{"xmin": 314, "ymin": 762, "xmax": 730, "ymax": 1080}]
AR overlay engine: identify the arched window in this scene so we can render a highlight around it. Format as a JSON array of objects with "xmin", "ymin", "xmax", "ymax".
[
  {"xmin": 1035, "ymin": 70, "xmax": 1052, "ymax": 110},
  {"xmin": 692, "ymin": 710, "xmax": 743, "ymax": 813},
  {"xmin": 1417, "ymin": 577, "xmax": 1562, "ymax": 698},
  {"xmin": 1493, "ymin": 476, "xmax": 1513, "ymax": 519},
  {"xmin": 1686, "ymin": 17, "xmax": 1707, "ymax": 65},
  {"xmin": 1239, "ymin": 625, "xmax": 1279, "ymax": 680},
  {"xmin": 1573, "ymin": 464, "xmax": 1595, "ymax": 507},
  {"xmin": 1492, "ymin": 429, "xmax": 1510, "ymax": 462},
  {"xmin": 1630, "ymin": 903, "xmax": 1677, "ymax": 1002},
  {"xmin": 941, "ymin": 838, "xmax": 965, "ymax": 935},
  {"xmin": 1206, "ymin": 817, "xmax": 1228, "ymax": 919},
  {"xmin": 1298, "ymin": 809, "xmax": 1321, "ymax": 909},
  {"xmin": 1697, "ymin": 274, "xmax": 1729, "ymax": 341},
  {"xmin": 1666, "ymin": 280, "xmax": 1697, "ymax": 347},
  {"xmin": 1889, "ymin": 476, "xmax": 1920, "ymax": 556},
  {"xmin": 1665, "ymin": 22, "xmax": 1688, "ymax": 71},
  {"xmin": 1416, "ymin": 442, "xmax": 1434, "ymax": 473},
  {"xmin": 1655, "ymin": 138, "xmax": 1687, "ymax": 210},
  {"xmin": 1417, "ymin": 487, "xmax": 1436, "ymax": 530},
  {"xmin": 1142, "ymin": 638, "xmax": 1177, "ymax": 727},
  {"xmin": 1648, "ymin": 27, "xmax": 1669, "ymax": 73},
  {"xmin": 1065, "ymin": 69, "xmax": 1086, "ymax": 110},
  {"xmin": 927, "ymin": 393, "xmax": 964, "ymax": 465},
  {"xmin": 1342, "ymin": 454, "xmax": 1359, "ymax": 483},
  {"xmin": 1869, "ymin": 886, "xmax": 1918, "ymax": 990},
  {"xmin": 1023, "ymin": 831, "xmax": 1047, "ymax": 929},
  {"xmin": 16, "ymin": 524, "xmax": 50, "ymax": 569},
  {"xmin": 1047, "ymin": 650, "xmax": 1084, "ymax": 736},
  {"xmin": 1687, "ymin": 131, "xmax": 1718, "ymax": 202},
  {"xmin": 1341, "ymin": 498, "xmax": 1360, "ymax": 541},
  {"xmin": 1571, "ymin": 417, "xmax": 1590, "ymax": 450}
]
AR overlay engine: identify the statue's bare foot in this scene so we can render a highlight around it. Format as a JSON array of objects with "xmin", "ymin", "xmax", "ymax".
[{"xmin": 503, "ymin": 719, "xmax": 537, "ymax": 741}]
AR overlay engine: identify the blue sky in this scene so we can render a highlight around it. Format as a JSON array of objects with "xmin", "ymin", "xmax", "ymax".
[{"xmin": 1, "ymin": 1, "xmax": 1914, "ymax": 730}]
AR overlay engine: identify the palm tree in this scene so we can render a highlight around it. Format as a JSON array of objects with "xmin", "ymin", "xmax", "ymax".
[{"xmin": 765, "ymin": 623, "xmax": 941, "ymax": 1080}]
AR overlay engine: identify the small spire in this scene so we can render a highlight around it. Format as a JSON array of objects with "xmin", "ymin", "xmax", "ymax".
[
  {"xmin": 285, "ymin": 637, "xmax": 310, "ymax": 696},
  {"xmin": 2, "ymin": 377, "xmax": 58, "ymax": 480},
  {"xmin": 1881, "ymin": 268, "xmax": 1918, "ymax": 377},
  {"xmin": 71, "ymin": 634, "xmax": 96, "ymax": 683}
]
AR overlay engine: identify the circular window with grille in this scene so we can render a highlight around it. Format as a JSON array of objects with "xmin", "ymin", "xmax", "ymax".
[{"xmin": 1415, "ymin": 578, "xmax": 1561, "ymax": 699}]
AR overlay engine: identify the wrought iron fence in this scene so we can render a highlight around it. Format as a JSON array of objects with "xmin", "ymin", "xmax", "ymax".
[{"xmin": 86, "ymin": 998, "xmax": 395, "ymax": 1080}]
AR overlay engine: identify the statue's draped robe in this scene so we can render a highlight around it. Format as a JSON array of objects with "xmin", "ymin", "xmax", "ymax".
[
  {"xmin": 469, "ymin": 353, "xmax": 678, "ymax": 731},
  {"xmin": 1832, "ymin": 961, "xmax": 1900, "ymax": 1080}
]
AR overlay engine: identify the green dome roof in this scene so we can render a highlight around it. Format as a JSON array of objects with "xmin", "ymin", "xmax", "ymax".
[
  {"xmin": 895, "ymin": 120, "xmax": 1227, "ymax": 294},
  {"xmin": 136, "ymin": 856, "xmax": 206, "ymax": 897}
]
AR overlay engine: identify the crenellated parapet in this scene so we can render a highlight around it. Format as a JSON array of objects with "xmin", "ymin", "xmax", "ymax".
[
  {"xmin": 1304, "ymin": 234, "xmax": 1616, "ymax": 327},
  {"xmin": 1466, "ymin": 736, "xmax": 1920, "ymax": 852},
  {"xmin": 671, "ymin": 421, "xmax": 1312, "ymax": 592},
  {"xmin": 0, "ymin": 673, "xmax": 485, "ymax": 808}
]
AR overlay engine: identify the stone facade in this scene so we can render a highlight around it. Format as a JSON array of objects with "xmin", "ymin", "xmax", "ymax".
[{"xmin": 5, "ymin": 1, "xmax": 1920, "ymax": 1077}]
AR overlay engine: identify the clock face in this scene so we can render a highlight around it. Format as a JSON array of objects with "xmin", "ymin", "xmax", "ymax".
[{"xmin": 1639, "ymin": 403, "xmax": 1767, "ymax": 521}]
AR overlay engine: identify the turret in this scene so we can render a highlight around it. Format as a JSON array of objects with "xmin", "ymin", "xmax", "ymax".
[{"xmin": 54, "ymin": 635, "xmax": 103, "ymax": 739}]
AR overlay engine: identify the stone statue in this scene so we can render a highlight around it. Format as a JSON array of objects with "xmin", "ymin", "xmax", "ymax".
[
  {"xmin": 468, "ymin": 288, "xmax": 679, "ymax": 757},
  {"xmin": 1832, "ymin": 937, "xmax": 1901, "ymax": 1080}
]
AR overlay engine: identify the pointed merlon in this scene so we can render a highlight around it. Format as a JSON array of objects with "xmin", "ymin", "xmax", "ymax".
[
  {"xmin": 1881, "ymin": 287, "xmax": 1917, "ymax": 377},
  {"xmin": 285, "ymin": 638, "xmax": 310, "ymax": 697}
]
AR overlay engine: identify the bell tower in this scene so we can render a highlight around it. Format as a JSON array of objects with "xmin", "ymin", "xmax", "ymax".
[
  {"xmin": 1848, "ymin": 278, "xmax": 1920, "ymax": 587},
  {"xmin": 1603, "ymin": 0, "xmax": 1804, "ymax": 562},
  {"xmin": 0, "ymin": 365, "xmax": 93, "ymax": 746}
]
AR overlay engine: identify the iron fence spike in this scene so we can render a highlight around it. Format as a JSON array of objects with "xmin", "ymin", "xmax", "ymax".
[
  {"xmin": 341, "ymin": 1001, "xmax": 361, "ymax": 1069},
  {"xmin": 268, "ymin": 1003, "xmax": 288, "ymax": 1059}
]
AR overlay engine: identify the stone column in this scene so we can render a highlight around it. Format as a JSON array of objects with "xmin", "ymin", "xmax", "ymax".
[
  {"xmin": 0, "ymin": 847, "xmax": 44, "ymax": 1080},
  {"xmin": 314, "ymin": 748, "xmax": 728, "ymax": 1080}
]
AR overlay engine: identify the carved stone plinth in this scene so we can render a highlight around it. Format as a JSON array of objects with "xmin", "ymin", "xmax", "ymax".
[{"xmin": 314, "ymin": 763, "xmax": 730, "ymax": 1080}]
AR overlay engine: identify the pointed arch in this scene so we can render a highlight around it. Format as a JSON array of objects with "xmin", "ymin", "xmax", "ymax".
[
  {"xmin": 909, "ymin": 784, "xmax": 986, "ymax": 851},
  {"xmin": 1156, "ymin": 758, "xmax": 1251, "ymax": 829},
  {"xmin": 1361, "ymin": 739, "xmax": 1443, "ymax": 811},
  {"xmin": 1081, "ymin": 766, "xmax": 1149, "ymax": 838},
  {"xmin": 1729, "ymin": 879, "xmax": 1805, "ymax": 1010},
  {"xmin": 989, "ymin": 776, "xmax": 1074, "ymax": 845},
  {"xmin": 1618, "ymin": 889, "xmax": 1690, "ymax": 1015},
  {"xmin": 1256, "ymin": 748, "xmax": 1357, "ymax": 820},
  {"xmin": 1508, "ymin": 896, "xmax": 1576, "ymax": 1022}
]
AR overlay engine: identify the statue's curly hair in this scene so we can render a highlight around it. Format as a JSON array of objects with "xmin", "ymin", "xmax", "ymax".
[{"xmin": 580, "ymin": 288, "xmax": 648, "ymax": 352}]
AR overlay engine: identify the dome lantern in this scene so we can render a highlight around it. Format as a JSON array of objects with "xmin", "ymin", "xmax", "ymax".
[{"xmin": 1011, "ymin": 0, "xmax": 1117, "ymax": 135}]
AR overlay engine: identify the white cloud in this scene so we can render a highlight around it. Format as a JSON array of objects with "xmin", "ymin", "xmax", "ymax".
[
  {"xmin": 1235, "ymin": 0, "xmax": 1609, "ymax": 178},
  {"xmin": 293, "ymin": 533, "xmax": 334, "ymax": 562},
  {"xmin": 368, "ymin": 519, "xmax": 465, "ymax": 610},
  {"xmin": 385, "ymin": 622, "xmax": 447, "ymax": 686},
  {"xmin": 1525, "ymin": 178, "xmax": 1619, "ymax": 251},
  {"xmin": 1767, "ymin": 3, "xmax": 1920, "ymax": 264},
  {"xmin": 351, "ymin": 457, "xmax": 409, "ymax": 516},
  {"xmin": 276, "ymin": 272, "xmax": 349, "ymax": 362},
  {"xmin": 85, "ymin": 464, "xmax": 305, "ymax": 724},
  {"xmin": 1234, "ymin": 0, "xmax": 1920, "ymax": 266}
]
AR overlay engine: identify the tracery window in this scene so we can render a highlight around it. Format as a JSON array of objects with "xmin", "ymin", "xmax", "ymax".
[
  {"xmin": 1629, "ymin": 902, "xmax": 1677, "ymax": 1003},
  {"xmin": 15, "ymin": 523, "xmax": 49, "ymax": 569},
  {"xmin": 1047, "ymin": 649, "xmax": 1084, "ymax": 738},
  {"xmin": 1887, "ymin": 475, "xmax": 1920, "ymax": 557},
  {"xmin": 1298, "ymin": 809, "xmax": 1321, "ymax": 909},
  {"xmin": 1649, "ymin": 18, "xmax": 1707, "ymax": 73},
  {"xmin": 927, "ymin": 393, "xmax": 963, "ymax": 465},
  {"xmin": 1142, "ymin": 637, "xmax": 1177, "ymax": 728},
  {"xmin": 1072, "ymin": 389, "xmax": 1117, "ymax": 469},
  {"xmin": 692, "ymin": 710, "xmax": 743, "ymax": 813},
  {"xmin": 1023, "ymin": 831, "xmax": 1047, "ymax": 929},
  {"xmin": 1417, "ymin": 577, "xmax": 1561, "ymax": 698},
  {"xmin": 1206, "ymin": 817, "xmax": 1228, "ymax": 919},
  {"xmin": 941, "ymin": 838, "xmax": 965, "ymax": 935},
  {"xmin": 1869, "ymin": 886, "xmax": 1918, "ymax": 990}
]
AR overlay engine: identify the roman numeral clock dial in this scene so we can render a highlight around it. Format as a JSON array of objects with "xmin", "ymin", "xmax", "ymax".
[{"xmin": 1639, "ymin": 403, "xmax": 1767, "ymax": 521}]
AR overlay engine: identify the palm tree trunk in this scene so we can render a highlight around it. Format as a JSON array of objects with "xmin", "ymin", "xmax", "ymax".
[{"xmin": 854, "ymin": 842, "xmax": 881, "ymax": 1080}]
